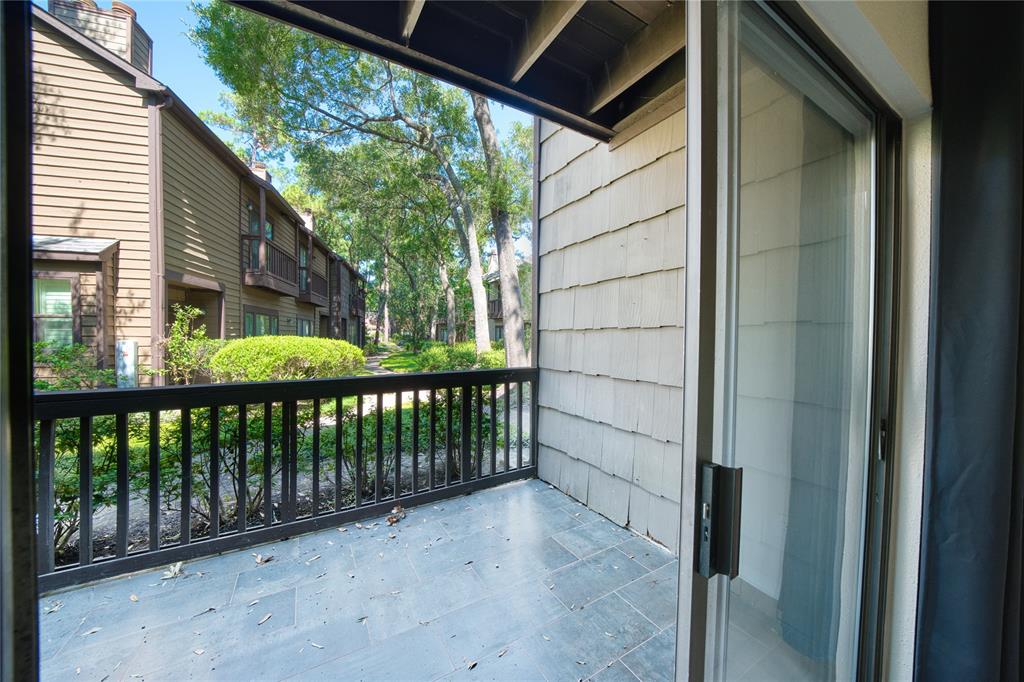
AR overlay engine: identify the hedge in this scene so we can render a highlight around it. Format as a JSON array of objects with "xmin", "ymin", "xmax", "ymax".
[{"xmin": 210, "ymin": 336, "xmax": 365, "ymax": 383}]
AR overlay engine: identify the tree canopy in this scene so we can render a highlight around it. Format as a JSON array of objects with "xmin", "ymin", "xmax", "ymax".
[{"xmin": 190, "ymin": 1, "xmax": 533, "ymax": 358}]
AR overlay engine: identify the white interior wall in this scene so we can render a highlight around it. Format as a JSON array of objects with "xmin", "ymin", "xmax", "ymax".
[{"xmin": 535, "ymin": 112, "xmax": 686, "ymax": 552}]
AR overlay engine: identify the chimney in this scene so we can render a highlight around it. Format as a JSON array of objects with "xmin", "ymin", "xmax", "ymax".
[
  {"xmin": 251, "ymin": 161, "xmax": 272, "ymax": 186},
  {"xmin": 302, "ymin": 208, "xmax": 315, "ymax": 234},
  {"xmin": 49, "ymin": 1, "xmax": 153, "ymax": 74}
]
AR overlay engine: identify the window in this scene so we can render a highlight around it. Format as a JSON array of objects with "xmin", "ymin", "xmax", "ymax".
[
  {"xmin": 33, "ymin": 276, "xmax": 77, "ymax": 346},
  {"xmin": 494, "ymin": 324, "xmax": 504, "ymax": 341},
  {"xmin": 298, "ymin": 244, "xmax": 309, "ymax": 292},
  {"xmin": 265, "ymin": 219, "xmax": 274, "ymax": 241},
  {"xmin": 297, "ymin": 318, "xmax": 313, "ymax": 337},
  {"xmin": 247, "ymin": 202, "xmax": 260, "ymax": 235},
  {"xmin": 244, "ymin": 309, "xmax": 279, "ymax": 337}
]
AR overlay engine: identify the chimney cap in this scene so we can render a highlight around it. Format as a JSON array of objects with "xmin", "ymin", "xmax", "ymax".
[{"xmin": 111, "ymin": 1, "xmax": 136, "ymax": 18}]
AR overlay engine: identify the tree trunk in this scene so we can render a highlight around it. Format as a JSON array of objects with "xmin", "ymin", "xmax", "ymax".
[
  {"xmin": 471, "ymin": 94, "xmax": 528, "ymax": 366},
  {"xmin": 437, "ymin": 176, "xmax": 490, "ymax": 352},
  {"xmin": 376, "ymin": 250, "xmax": 390, "ymax": 345},
  {"xmin": 438, "ymin": 261, "xmax": 458, "ymax": 346}
]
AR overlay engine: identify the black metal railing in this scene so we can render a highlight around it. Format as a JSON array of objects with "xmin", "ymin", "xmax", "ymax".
[{"xmin": 33, "ymin": 368, "xmax": 537, "ymax": 590}]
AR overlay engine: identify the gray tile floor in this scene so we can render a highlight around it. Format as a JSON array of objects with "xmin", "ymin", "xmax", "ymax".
[{"xmin": 38, "ymin": 479, "xmax": 677, "ymax": 681}]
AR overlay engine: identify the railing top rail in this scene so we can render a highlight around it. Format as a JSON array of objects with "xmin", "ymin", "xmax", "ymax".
[{"xmin": 34, "ymin": 367, "xmax": 537, "ymax": 419}]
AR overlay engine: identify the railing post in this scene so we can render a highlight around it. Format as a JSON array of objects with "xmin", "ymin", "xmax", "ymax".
[
  {"xmin": 36, "ymin": 419, "xmax": 56, "ymax": 574},
  {"xmin": 460, "ymin": 385, "xmax": 472, "ymax": 481}
]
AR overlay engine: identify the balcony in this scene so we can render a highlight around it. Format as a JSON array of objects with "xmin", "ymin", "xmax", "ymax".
[
  {"xmin": 298, "ymin": 270, "xmax": 329, "ymax": 307},
  {"xmin": 242, "ymin": 235, "xmax": 300, "ymax": 297},
  {"xmin": 33, "ymin": 369, "xmax": 677, "ymax": 680},
  {"xmin": 488, "ymin": 298, "xmax": 502, "ymax": 319},
  {"xmin": 351, "ymin": 290, "xmax": 366, "ymax": 317}
]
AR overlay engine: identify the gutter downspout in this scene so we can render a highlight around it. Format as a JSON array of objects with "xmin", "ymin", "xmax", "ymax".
[{"xmin": 148, "ymin": 91, "xmax": 171, "ymax": 385}]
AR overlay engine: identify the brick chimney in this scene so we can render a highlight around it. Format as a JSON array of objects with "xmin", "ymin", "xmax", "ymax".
[
  {"xmin": 251, "ymin": 161, "xmax": 272, "ymax": 186},
  {"xmin": 49, "ymin": 1, "xmax": 153, "ymax": 74},
  {"xmin": 302, "ymin": 208, "xmax": 315, "ymax": 234}
]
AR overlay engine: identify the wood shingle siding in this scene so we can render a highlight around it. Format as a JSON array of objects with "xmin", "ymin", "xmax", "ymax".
[
  {"xmin": 161, "ymin": 109, "xmax": 242, "ymax": 339},
  {"xmin": 32, "ymin": 20, "xmax": 152, "ymax": 373},
  {"xmin": 536, "ymin": 112, "xmax": 685, "ymax": 552}
]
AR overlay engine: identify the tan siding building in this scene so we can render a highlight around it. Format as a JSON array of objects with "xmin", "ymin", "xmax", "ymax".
[{"xmin": 31, "ymin": 1, "xmax": 365, "ymax": 386}]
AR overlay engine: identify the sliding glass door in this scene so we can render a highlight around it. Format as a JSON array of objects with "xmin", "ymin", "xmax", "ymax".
[{"xmin": 682, "ymin": 2, "xmax": 897, "ymax": 680}]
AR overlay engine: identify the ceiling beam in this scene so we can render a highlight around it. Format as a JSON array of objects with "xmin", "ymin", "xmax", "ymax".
[
  {"xmin": 510, "ymin": 0, "xmax": 586, "ymax": 83},
  {"xmin": 587, "ymin": 1, "xmax": 685, "ymax": 114},
  {"xmin": 399, "ymin": 0, "xmax": 425, "ymax": 43}
]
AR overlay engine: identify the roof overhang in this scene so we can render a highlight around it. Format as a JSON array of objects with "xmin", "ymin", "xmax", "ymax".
[
  {"xmin": 230, "ymin": 1, "xmax": 685, "ymax": 142},
  {"xmin": 33, "ymin": 235, "xmax": 119, "ymax": 263}
]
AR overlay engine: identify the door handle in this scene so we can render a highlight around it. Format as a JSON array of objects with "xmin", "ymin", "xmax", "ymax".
[{"xmin": 696, "ymin": 462, "xmax": 743, "ymax": 579}]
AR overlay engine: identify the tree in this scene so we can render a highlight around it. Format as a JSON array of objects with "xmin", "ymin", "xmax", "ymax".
[
  {"xmin": 470, "ymin": 96, "xmax": 530, "ymax": 366},
  {"xmin": 189, "ymin": 3, "xmax": 494, "ymax": 352}
]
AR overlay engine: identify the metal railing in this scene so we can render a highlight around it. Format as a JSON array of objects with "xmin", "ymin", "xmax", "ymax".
[
  {"xmin": 267, "ymin": 242, "xmax": 297, "ymax": 283},
  {"xmin": 312, "ymin": 272, "xmax": 328, "ymax": 298},
  {"xmin": 33, "ymin": 368, "xmax": 537, "ymax": 590},
  {"xmin": 488, "ymin": 298, "xmax": 502, "ymax": 318},
  {"xmin": 241, "ymin": 236, "xmax": 299, "ymax": 285}
]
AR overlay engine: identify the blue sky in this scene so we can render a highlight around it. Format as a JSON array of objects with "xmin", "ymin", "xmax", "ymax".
[{"xmin": 40, "ymin": 1, "xmax": 533, "ymax": 148}]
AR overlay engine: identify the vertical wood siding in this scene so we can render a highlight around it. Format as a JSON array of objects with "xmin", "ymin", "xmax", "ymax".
[
  {"xmin": 536, "ymin": 113, "xmax": 685, "ymax": 551},
  {"xmin": 32, "ymin": 21, "xmax": 152, "ymax": 373}
]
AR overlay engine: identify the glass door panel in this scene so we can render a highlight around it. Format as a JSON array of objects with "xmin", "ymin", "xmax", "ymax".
[{"xmin": 712, "ymin": 4, "xmax": 876, "ymax": 680}]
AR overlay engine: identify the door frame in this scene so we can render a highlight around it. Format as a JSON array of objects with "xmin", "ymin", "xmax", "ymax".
[
  {"xmin": 677, "ymin": 2, "xmax": 902, "ymax": 679},
  {"xmin": 1, "ymin": 2, "xmax": 41, "ymax": 679}
]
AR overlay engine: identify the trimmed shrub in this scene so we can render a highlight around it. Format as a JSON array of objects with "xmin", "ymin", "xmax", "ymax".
[
  {"xmin": 210, "ymin": 336, "xmax": 365, "ymax": 382},
  {"xmin": 477, "ymin": 349, "xmax": 506, "ymax": 369},
  {"xmin": 415, "ymin": 344, "xmax": 452, "ymax": 372},
  {"xmin": 449, "ymin": 341, "xmax": 479, "ymax": 370}
]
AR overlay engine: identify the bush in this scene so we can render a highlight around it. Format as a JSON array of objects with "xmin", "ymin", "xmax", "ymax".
[
  {"xmin": 477, "ymin": 349, "xmax": 506, "ymax": 369},
  {"xmin": 34, "ymin": 342, "xmax": 115, "ymax": 391},
  {"xmin": 159, "ymin": 304, "xmax": 223, "ymax": 385},
  {"xmin": 449, "ymin": 341, "xmax": 479, "ymax": 369},
  {"xmin": 211, "ymin": 336, "xmax": 365, "ymax": 382},
  {"xmin": 415, "ymin": 344, "xmax": 452, "ymax": 372}
]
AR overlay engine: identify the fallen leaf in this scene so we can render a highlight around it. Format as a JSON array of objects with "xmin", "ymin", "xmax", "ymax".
[
  {"xmin": 576, "ymin": 660, "xmax": 587, "ymax": 665},
  {"xmin": 355, "ymin": 523, "xmax": 363, "ymax": 529},
  {"xmin": 467, "ymin": 661, "xmax": 478, "ymax": 670},
  {"xmin": 192, "ymin": 607, "xmax": 216, "ymax": 618},
  {"xmin": 357, "ymin": 616, "xmax": 368, "ymax": 623},
  {"xmin": 258, "ymin": 613, "xmax": 272, "ymax": 625},
  {"xmin": 193, "ymin": 649, "xmax": 205, "ymax": 656},
  {"xmin": 338, "ymin": 527, "xmax": 348, "ymax": 533},
  {"xmin": 161, "ymin": 561, "xmax": 184, "ymax": 579},
  {"xmin": 387, "ymin": 532, "xmax": 397, "ymax": 539},
  {"xmin": 44, "ymin": 601, "xmax": 63, "ymax": 614},
  {"xmin": 129, "ymin": 594, "xmax": 139, "ymax": 603},
  {"xmin": 498, "ymin": 649, "xmax": 508, "ymax": 658},
  {"xmin": 305, "ymin": 554, "xmax": 321, "ymax": 565},
  {"xmin": 310, "ymin": 641, "xmax": 324, "ymax": 649},
  {"xmin": 315, "ymin": 571, "xmax": 327, "ymax": 579},
  {"xmin": 82, "ymin": 627, "xmax": 102, "ymax": 636},
  {"xmin": 464, "ymin": 560, "xmax": 474, "ymax": 566},
  {"xmin": 604, "ymin": 632, "xmax": 616, "ymax": 638},
  {"xmin": 252, "ymin": 553, "xmax": 274, "ymax": 565},
  {"xmin": 248, "ymin": 600, "xmax": 259, "ymax": 607},
  {"xmin": 542, "ymin": 634, "xmax": 551, "ymax": 641}
]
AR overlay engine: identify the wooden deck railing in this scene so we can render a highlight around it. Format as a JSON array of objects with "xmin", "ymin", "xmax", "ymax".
[{"xmin": 33, "ymin": 368, "xmax": 537, "ymax": 590}]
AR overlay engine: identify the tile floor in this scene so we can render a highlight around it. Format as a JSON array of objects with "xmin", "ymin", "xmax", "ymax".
[{"xmin": 38, "ymin": 479, "xmax": 678, "ymax": 681}]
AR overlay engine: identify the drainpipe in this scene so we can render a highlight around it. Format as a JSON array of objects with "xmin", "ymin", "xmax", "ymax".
[{"xmin": 147, "ymin": 92, "xmax": 172, "ymax": 385}]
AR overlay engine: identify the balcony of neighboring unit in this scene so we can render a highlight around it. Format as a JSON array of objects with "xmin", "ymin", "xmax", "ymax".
[
  {"xmin": 242, "ymin": 234, "xmax": 299, "ymax": 297},
  {"xmin": 350, "ymin": 290, "xmax": 366, "ymax": 317},
  {"xmin": 298, "ymin": 269, "xmax": 329, "ymax": 307},
  {"xmin": 487, "ymin": 298, "xmax": 502, "ymax": 319}
]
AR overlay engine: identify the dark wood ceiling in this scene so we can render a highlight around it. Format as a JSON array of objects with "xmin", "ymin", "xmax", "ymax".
[{"xmin": 233, "ymin": 0, "xmax": 684, "ymax": 141}]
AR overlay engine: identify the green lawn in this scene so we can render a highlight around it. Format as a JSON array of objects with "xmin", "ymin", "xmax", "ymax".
[{"xmin": 379, "ymin": 350, "xmax": 419, "ymax": 373}]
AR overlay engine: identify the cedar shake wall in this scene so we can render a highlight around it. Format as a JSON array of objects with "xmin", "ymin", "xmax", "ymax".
[{"xmin": 535, "ymin": 113, "xmax": 685, "ymax": 552}]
